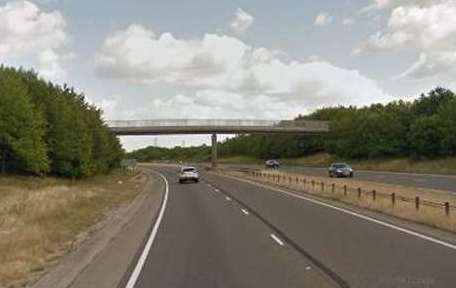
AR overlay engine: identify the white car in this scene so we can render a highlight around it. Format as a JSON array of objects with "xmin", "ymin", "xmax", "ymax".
[{"xmin": 179, "ymin": 166, "xmax": 199, "ymax": 183}]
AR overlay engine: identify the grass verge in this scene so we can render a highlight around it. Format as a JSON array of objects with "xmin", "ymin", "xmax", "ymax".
[
  {"xmin": 220, "ymin": 152, "xmax": 456, "ymax": 175},
  {"xmin": 0, "ymin": 171, "xmax": 146, "ymax": 288},
  {"xmin": 217, "ymin": 156, "xmax": 263, "ymax": 165}
]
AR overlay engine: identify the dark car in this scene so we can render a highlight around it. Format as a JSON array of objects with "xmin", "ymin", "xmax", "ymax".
[
  {"xmin": 265, "ymin": 159, "xmax": 280, "ymax": 169},
  {"xmin": 328, "ymin": 163, "xmax": 354, "ymax": 178}
]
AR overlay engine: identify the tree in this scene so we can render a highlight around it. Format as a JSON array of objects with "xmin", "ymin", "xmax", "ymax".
[
  {"xmin": 0, "ymin": 68, "xmax": 49, "ymax": 174},
  {"xmin": 0, "ymin": 66, "xmax": 123, "ymax": 177},
  {"xmin": 408, "ymin": 115, "xmax": 444, "ymax": 159}
]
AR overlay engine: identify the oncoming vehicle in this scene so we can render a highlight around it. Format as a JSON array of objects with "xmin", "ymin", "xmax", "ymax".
[
  {"xmin": 179, "ymin": 166, "xmax": 199, "ymax": 183},
  {"xmin": 265, "ymin": 159, "xmax": 280, "ymax": 169},
  {"xmin": 328, "ymin": 163, "xmax": 354, "ymax": 178}
]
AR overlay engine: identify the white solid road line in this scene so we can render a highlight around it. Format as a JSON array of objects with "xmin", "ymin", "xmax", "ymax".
[
  {"xmin": 125, "ymin": 171, "xmax": 169, "ymax": 288},
  {"xmin": 241, "ymin": 208, "xmax": 249, "ymax": 215},
  {"xmin": 221, "ymin": 174, "xmax": 456, "ymax": 251},
  {"xmin": 225, "ymin": 196, "xmax": 231, "ymax": 201},
  {"xmin": 270, "ymin": 233, "xmax": 285, "ymax": 246},
  {"xmin": 277, "ymin": 188, "xmax": 456, "ymax": 251}
]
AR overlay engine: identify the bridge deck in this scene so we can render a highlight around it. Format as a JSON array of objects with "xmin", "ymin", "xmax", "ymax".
[{"xmin": 107, "ymin": 119, "xmax": 329, "ymax": 135}]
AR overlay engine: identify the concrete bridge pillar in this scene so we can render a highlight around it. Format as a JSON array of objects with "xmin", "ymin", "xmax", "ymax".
[{"xmin": 211, "ymin": 133, "xmax": 217, "ymax": 169}]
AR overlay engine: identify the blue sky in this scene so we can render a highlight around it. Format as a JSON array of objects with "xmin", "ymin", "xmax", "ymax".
[{"xmin": 1, "ymin": 0, "xmax": 455, "ymax": 150}]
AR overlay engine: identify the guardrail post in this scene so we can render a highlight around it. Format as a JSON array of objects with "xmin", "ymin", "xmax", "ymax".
[
  {"xmin": 289, "ymin": 177, "xmax": 292, "ymax": 185},
  {"xmin": 321, "ymin": 182, "xmax": 324, "ymax": 192},
  {"xmin": 372, "ymin": 190, "xmax": 376, "ymax": 201},
  {"xmin": 343, "ymin": 185, "xmax": 347, "ymax": 196},
  {"xmin": 391, "ymin": 193, "xmax": 396, "ymax": 206},
  {"xmin": 311, "ymin": 180, "xmax": 315, "ymax": 189},
  {"xmin": 358, "ymin": 188, "xmax": 361, "ymax": 198},
  {"xmin": 331, "ymin": 183, "xmax": 335, "ymax": 193},
  {"xmin": 415, "ymin": 197, "xmax": 420, "ymax": 211},
  {"xmin": 445, "ymin": 202, "xmax": 450, "ymax": 216},
  {"xmin": 296, "ymin": 177, "xmax": 299, "ymax": 184}
]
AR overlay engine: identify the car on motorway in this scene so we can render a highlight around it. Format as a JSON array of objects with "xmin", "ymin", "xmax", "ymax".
[
  {"xmin": 328, "ymin": 163, "xmax": 354, "ymax": 178},
  {"xmin": 265, "ymin": 159, "xmax": 280, "ymax": 169},
  {"xmin": 179, "ymin": 166, "xmax": 200, "ymax": 183}
]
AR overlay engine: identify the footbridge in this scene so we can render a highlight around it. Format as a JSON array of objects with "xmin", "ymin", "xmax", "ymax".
[{"xmin": 107, "ymin": 119, "xmax": 330, "ymax": 168}]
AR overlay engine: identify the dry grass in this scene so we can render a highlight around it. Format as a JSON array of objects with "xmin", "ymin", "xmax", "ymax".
[
  {"xmin": 223, "ymin": 169, "xmax": 456, "ymax": 233},
  {"xmin": 0, "ymin": 171, "xmax": 146, "ymax": 288}
]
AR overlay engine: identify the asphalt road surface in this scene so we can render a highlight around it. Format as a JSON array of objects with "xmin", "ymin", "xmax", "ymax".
[
  {"xmin": 127, "ymin": 167, "xmax": 456, "ymax": 288},
  {"xmin": 226, "ymin": 164, "xmax": 456, "ymax": 193}
]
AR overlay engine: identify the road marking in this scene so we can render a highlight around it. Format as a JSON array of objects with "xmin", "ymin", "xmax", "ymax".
[
  {"xmin": 221, "ymin": 174, "xmax": 456, "ymax": 251},
  {"xmin": 214, "ymin": 188, "xmax": 220, "ymax": 192},
  {"xmin": 241, "ymin": 208, "xmax": 249, "ymax": 215},
  {"xmin": 125, "ymin": 171, "xmax": 169, "ymax": 288},
  {"xmin": 270, "ymin": 233, "xmax": 284, "ymax": 246},
  {"xmin": 276, "ymin": 189, "xmax": 456, "ymax": 251},
  {"xmin": 225, "ymin": 196, "xmax": 231, "ymax": 201}
]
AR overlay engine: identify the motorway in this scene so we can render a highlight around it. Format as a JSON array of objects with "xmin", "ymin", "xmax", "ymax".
[
  {"xmin": 125, "ymin": 166, "xmax": 456, "ymax": 288},
  {"xmin": 224, "ymin": 164, "xmax": 456, "ymax": 193}
]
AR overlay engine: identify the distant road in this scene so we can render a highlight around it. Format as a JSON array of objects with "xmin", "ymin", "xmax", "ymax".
[
  {"xmin": 224, "ymin": 164, "xmax": 456, "ymax": 192},
  {"xmin": 127, "ymin": 167, "xmax": 456, "ymax": 288}
]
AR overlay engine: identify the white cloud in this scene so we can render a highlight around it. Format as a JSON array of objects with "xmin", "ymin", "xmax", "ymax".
[
  {"xmin": 96, "ymin": 24, "xmax": 250, "ymax": 88},
  {"xmin": 357, "ymin": 0, "xmax": 456, "ymax": 79},
  {"xmin": 96, "ymin": 24, "xmax": 391, "ymax": 120},
  {"xmin": 342, "ymin": 18, "xmax": 355, "ymax": 25},
  {"xmin": 314, "ymin": 12, "xmax": 333, "ymax": 26},
  {"xmin": 361, "ymin": 0, "xmax": 441, "ymax": 12},
  {"xmin": 229, "ymin": 8, "xmax": 254, "ymax": 35},
  {"xmin": 0, "ymin": 0, "xmax": 68, "ymax": 81}
]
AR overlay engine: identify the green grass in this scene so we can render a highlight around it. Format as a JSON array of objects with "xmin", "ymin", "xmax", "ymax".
[{"xmin": 218, "ymin": 156, "xmax": 263, "ymax": 165}]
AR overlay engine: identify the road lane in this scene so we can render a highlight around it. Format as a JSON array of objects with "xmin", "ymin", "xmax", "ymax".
[
  {"xmin": 131, "ymin": 168, "xmax": 340, "ymax": 288},
  {"xmin": 224, "ymin": 164, "xmax": 456, "ymax": 192},
  {"xmin": 205, "ymin": 172, "xmax": 456, "ymax": 288}
]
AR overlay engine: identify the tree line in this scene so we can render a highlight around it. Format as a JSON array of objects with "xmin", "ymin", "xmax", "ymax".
[
  {"xmin": 128, "ymin": 87, "xmax": 456, "ymax": 163},
  {"xmin": 0, "ymin": 66, "xmax": 123, "ymax": 177},
  {"xmin": 128, "ymin": 145, "xmax": 211, "ymax": 163}
]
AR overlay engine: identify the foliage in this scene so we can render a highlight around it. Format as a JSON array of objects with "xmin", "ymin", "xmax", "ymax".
[
  {"xmin": 128, "ymin": 145, "xmax": 211, "ymax": 163},
  {"xmin": 0, "ymin": 66, "xmax": 123, "ymax": 177}
]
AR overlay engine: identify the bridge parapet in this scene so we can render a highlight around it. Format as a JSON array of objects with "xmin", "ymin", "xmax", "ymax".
[
  {"xmin": 106, "ymin": 119, "xmax": 329, "ymax": 131},
  {"xmin": 106, "ymin": 119, "xmax": 281, "ymax": 128}
]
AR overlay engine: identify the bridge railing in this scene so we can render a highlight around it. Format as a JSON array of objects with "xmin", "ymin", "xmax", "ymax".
[
  {"xmin": 106, "ymin": 119, "xmax": 282, "ymax": 127},
  {"xmin": 106, "ymin": 119, "xmax": 329, "ymax": 130}
]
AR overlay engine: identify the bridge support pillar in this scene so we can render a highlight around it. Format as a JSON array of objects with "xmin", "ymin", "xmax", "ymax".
[{"xmin": 211, "ymin": 133, "xmax": 217, "ymax": 169}]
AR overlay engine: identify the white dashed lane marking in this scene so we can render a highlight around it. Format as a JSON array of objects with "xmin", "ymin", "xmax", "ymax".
[{"xmin": 270, "ymin": 233, "xmax": 284, "ymax": 246}]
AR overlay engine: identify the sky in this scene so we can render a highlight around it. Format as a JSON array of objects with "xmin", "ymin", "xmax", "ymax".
[{"xmin": 1, "ymin": 0, "xmax": 455, "ymax": 151}]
